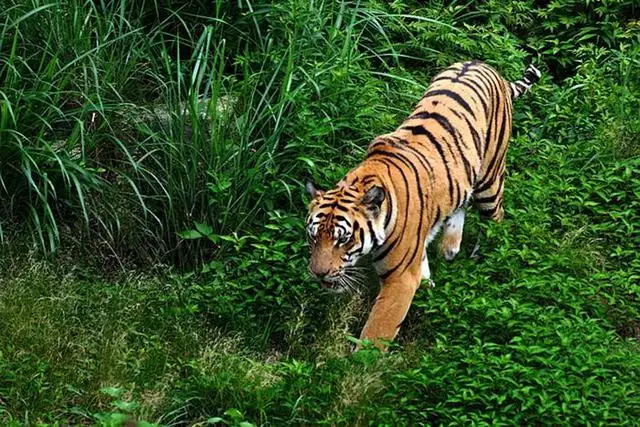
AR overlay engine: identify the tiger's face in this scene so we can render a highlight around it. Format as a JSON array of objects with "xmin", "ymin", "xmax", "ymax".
[{"xmin": 305, "ymin": 181, "xmax": 386, "ymax": 292}]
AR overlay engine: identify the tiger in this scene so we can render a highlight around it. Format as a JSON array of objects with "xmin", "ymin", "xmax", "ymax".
[{"xmin": 305, "ymin": 60, "xmax": 541, "ymax": 348}]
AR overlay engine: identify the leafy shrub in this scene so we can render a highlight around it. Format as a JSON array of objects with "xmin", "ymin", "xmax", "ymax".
[{"xmin": 0, "ymin": 0, "xmax": 639, "ymax": 426}]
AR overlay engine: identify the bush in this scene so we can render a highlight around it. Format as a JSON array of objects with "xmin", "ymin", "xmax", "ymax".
[{"xmin": 0, "ymin": 0, "xmax": 639, "ymax": 425}]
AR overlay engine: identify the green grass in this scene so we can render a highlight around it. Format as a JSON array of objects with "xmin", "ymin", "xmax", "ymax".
[{"xmin": 1, "ymin": 0, "xmax": 639, "ymax": 425}]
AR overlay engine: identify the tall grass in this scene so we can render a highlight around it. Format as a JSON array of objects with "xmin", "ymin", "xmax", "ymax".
[
  {"xmin": 130, "ymin": 0, "xmax": 440, "ymax": 265},
  {"xmin": 0, "ymin": 0, "xmax": 440, "ymax": 265},
  {"xmin": 0, "ymin": 0, "xmax": 154, "ymax": 253}
]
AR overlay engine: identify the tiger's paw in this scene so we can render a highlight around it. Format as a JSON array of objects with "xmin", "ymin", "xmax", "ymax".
[
  {"xmin": 440, "ymin": 233, "xmax": 462, "ymax": 261},
  {"xmin": 423, "ymin": 278, "xmax": 435, "ymax": 288},
  {"xmin": 441, "ymin": 247, "xmax": 460, "ymax": 261}
]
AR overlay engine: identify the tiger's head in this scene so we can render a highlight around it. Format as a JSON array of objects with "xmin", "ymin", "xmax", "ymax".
[{"xmin": 305, "ymin": 180, "xmax": 387, "ymax": 292}]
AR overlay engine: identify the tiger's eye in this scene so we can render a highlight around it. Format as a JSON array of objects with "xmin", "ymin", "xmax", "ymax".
[{"xmin": 337, "ymin": 236, "xmax": 350, "ymax": 246}]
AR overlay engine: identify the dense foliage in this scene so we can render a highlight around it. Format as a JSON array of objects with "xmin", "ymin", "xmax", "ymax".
[{"xmin": 0, "ymin": 0, "xmax": 639, "ymax": 425}]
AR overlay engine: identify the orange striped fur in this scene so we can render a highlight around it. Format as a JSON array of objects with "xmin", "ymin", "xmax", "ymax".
[{"xmin": 306, "ymin": 61, "xmax": 541, "ymax": 348}]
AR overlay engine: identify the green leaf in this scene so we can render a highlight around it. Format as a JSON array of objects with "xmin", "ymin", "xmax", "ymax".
[
  {"xmin": 224, "ymin": 408, "xmax": 243, "ymax": 420},
  {"xmin": 195, "ymin": 222, "xmax": 214, "ymax": 236},
  {"xmin": 113, "ymin": 400, "xmax": 140, "ymax": 412},
  {"xmin": 100, "ymin": 386, "xmax": 123, "ymax": 398},
  {"xmin": 178, "ymin": 229, "xmax": 203, "ymax": 240}
]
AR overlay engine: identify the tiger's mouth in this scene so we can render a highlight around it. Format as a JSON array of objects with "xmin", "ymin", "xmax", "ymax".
[
  {"xmin": 318, "ymin": 274, "xmax": 344, "ymax": 291},
  {"xmin": 309, "ymin": 267, "xmax": 359, "ymax": 294},
  {"xmin": 320, "ymin": 279, "xmax": 338, "ymax": 289},
  {"xmin": 320, "ymin": 281, "xmax": 347, "ymax": 294}
]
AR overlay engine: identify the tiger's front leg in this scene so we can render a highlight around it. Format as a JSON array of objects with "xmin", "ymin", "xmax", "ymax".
[{"xmin": 359, "ymin": 268, "xmax": 421, "ymax": 349}]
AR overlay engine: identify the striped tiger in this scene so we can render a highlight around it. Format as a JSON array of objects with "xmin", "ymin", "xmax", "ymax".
[{"xmin": 305, "ymin": 60, "xmax": 541, "ymax": 347}]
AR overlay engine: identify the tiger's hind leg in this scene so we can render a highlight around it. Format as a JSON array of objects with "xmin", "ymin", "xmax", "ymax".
[{"xmin": 440, "ymin": 208, "xmax": 466, "ymax": 261}]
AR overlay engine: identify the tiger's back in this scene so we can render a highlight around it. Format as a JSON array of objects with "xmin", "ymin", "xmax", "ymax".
[{"xmin": 374, "ymin": 61, "xmax": 520, "ymax": 222}]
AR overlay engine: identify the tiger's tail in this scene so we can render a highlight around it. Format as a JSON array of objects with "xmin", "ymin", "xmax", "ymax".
[{"xmin": 510, "ymin": 64, "xmax": 541, "ymax": 99}]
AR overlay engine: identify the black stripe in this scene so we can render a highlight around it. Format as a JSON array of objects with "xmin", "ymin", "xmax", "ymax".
[
  {"xmin": 377, "ymin": 163, "xmax": 397, "ymax": 239},
  {"xmin": 475, "ymin": 171, "xmax": 498, "ymax": 194},
  {"xmin": 368, "ymin": 140, "xmax": 389, "ymax": 151},
  {"xmin": 347, "ymin": 231, "xmax": 365, "ymax": 257},
  {"xmin": 366, "ymin": 150, "xmax": 425, "ymax": 273},
  {"xmin": 470, "ymin": 70, "xmax": 498, "ymax": 143},
  {"xmin": 361, "ymin": 175, "xmax": 377, "ymax": 186},
  {"xmin": 478, "ymin": 206, "xmax": 498, "ymax": 218},
  {"xmin": 433, "ymin": 206, "xmax": 442, "ymax": 226},
  {"xmin": 463, "ymin": 74, "xmax": 490, "ymax": 98},
  {"xmin": 452, "ymin": 108, "xmax": 482, "ymax": 157},
  {"xmin": 469, "ymin": 75, "xmax": 493, "ymax": 102},
  {"xmin": 422, "ymin": 89, "xmax": 476, "ymax": 119},
  {"xmin": 462, "ymin": 189, "xmax": 470, "ymax": 206},
  {"xmin": 367, "ymin": 150, "xmax": 426, "ymax": 276},
  {"xmin": 484, "ymin": 115, "xmax": 494, "ymax": 158},
  {"xmin": 334, "ymin": 215, "xmax": 351, "ymax": 227},
  {"xmin": 495, "ymin": 103, "xmax": 509, "ymax": 152},
  {"xmin": 407, "ymin": 111, "xmax": 475, "ymax": 186},
  {"xmin": 468, "ymin": 67, "xmax": 496, "ymax": 101},
  {"xmin": 474, "ymin": 193, "xmax": 498, "ymax": 204},
  {"xmin": 380, "ymin": 255, "xmax": 407, "ymax": 279},
  {"xmin": 408, "ymin": 112, "xmax": 458, "ymax": 143},
  {"xmin": 389, "ymin": 135, "xmax": 435, "ymax": 177},
  {"xmin": 379, "ymin": 163, "xmax": 394, "ymax": 232},
  {"xmin": 401, "ymin": 125, "xmax": 454, "ymax": 205},
  {"xmin": 380, "ymin": 245, "xmax": 415, "ymax": 280},
  {"xmin": 471, "ymin": 68, "xmax": 501, "ymax": 158},
  {"xmin": 472, "ymin": 67, "xmax": 500, "ymax": 102},
  {"xmin": 430, "ymin": 75, "xmax": 453, "ymax": 84},
  {"xmin": 474, "ymin": 64, "xmax": 503, "ymax": 84},
  {"xmin": 452, "ymin": 80, "xmax": 489, "ymax": 117},
  {"xmin": 373, "ymin": 235, "xmax": 398, "ymax": 262},
  {"xmin": 379, "ymin": 136, "xmax": 397, "ymax": 143},
  {"xmin": 367, "ymin": 220, "xmax": 379, "ymax": 248},
  {"xmin": 482, "ymin": 76, "xmax": 501, "ymax": 158},
  {"xmin": 457, "ymin": 61, "xmax": 474, "ymax": 78},
  {"xmin": 478, "ymin": 105, "xmax": 509, "ymax": 190},
  {"xmin": 380, "ymin": 266, "xmax": 397, "ymax": 279},
  {"xmin": 476, "ymin": 155, "xmax": 506, "ymax": 196},
  {"xmin": 489, "ymin": 104, "xmax": 508, "ymax": 162},
  {"xmin": 367, "ymin": 158, "xmax": 410, "ymax": 264},
  {"xmin": 383, "ymin": 189, "xmax": 393, "ymax": 229}
]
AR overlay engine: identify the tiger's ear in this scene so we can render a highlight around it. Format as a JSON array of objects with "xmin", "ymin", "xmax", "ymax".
[
  {"xmin": 361, "ymin": 186, "xmax": 385, "ymax": 214},
  {"xmin": 306, "ymin": 181, "xmax": 324, "ymax": 199}
]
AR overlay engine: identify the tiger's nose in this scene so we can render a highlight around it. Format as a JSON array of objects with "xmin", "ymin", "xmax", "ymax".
[{"xmin": 309, "ymin": 264, "xmax": 329, "ymax": 279}]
